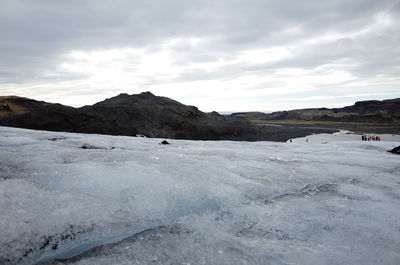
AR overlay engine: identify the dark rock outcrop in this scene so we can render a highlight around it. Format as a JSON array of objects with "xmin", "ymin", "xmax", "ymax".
[{"xmin": 388, "ymin": 146, "xmax": 400, "ymax": 155}]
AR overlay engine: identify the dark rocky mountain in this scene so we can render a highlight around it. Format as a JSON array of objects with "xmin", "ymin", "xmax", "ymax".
[
  {"xmin": 0, "ymin": 92, "xmax": 269, "ymax": 141},
  {"xmin": 231, "ymin": 98, "xmax": 400, "ymax": 124}
]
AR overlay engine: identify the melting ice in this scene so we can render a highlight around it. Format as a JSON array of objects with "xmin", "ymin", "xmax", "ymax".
[{"xmin": 0, "ymin": 126, "xmax": 399, "ymax": 265}]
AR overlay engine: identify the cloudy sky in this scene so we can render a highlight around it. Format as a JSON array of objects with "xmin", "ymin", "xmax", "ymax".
[{"xmin": 0, "ymin": 0, "xmax": 399, "ymax": 112}]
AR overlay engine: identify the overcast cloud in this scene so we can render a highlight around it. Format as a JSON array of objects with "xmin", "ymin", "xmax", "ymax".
[{"xmin": 0, "ymin": 0, "xmax": 399, "ymax": 112}]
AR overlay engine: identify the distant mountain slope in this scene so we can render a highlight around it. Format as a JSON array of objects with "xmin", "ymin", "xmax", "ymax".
[
  {"xmin": 0, "ymin": 96, "xmax": 53, "ymax": 118},
  {"xmin": 231, "ymin": 98, "xmax": 400, "ymax": 124},
  {"xmin": 0, "ymin": 92, "xmax": 265, "ymax": 141}
]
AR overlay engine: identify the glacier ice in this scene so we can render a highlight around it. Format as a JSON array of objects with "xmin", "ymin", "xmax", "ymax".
[{"xmin": 0, "ymin": 126, "xmax": 399, "ymax": 265}]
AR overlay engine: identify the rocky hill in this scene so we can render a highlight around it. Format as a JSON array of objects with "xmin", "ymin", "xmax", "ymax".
[
  {"xmin": 0, "ymin": 92, "xmax": 267, "ymax": 141},
  {"xmin": 231, "ymin": 98, "xmax": 400, "ymax": 124}
]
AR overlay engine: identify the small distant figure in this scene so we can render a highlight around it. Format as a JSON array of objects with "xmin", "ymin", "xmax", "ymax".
[
  {"xmin": 363, "ymin": 135, "xmax": 381, "ymax": 141},
  {"xmin": 289, "ymin": 139, "xmax": 292, "ymax": 143},
  {"xmin": 306, "ymin": 138, "xmax": 309, "ymax": 143},
  {"xmin": 372, "ymin": 135, "xmax": 381, "ymax": 141}
]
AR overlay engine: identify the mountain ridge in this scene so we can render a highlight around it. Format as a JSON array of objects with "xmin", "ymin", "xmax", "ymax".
[
  {"xmin": 231, "ymin": 98, "xmax": 400, "ymax": 124},
  {"xmin": 0, "ymin": 92, "xmax": 268, "ymax": 141},
  {"xmin": 3, "ymin": 93, "xmax": 397, "ymax": 140}
]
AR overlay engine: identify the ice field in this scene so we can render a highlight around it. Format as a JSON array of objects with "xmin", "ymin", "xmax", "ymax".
[{"xmin": 0, "ymin": 126, "xmax": 399, "ymax": 265}]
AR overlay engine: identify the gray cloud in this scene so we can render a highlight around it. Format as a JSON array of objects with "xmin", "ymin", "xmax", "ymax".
[{"xmin": 0, "ymin": 0, "xmax": 399, "ymax": 110}]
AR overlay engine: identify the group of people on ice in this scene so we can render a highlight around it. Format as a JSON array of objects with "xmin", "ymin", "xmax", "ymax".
[{"xmin": 362, "ymin": 134, "xmax": 381, "ymax": 141}]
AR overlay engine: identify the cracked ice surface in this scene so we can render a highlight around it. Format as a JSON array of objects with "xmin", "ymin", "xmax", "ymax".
[{"xmin": 0, "ymin": 126, "xmax": 399, "ymax": 265}]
